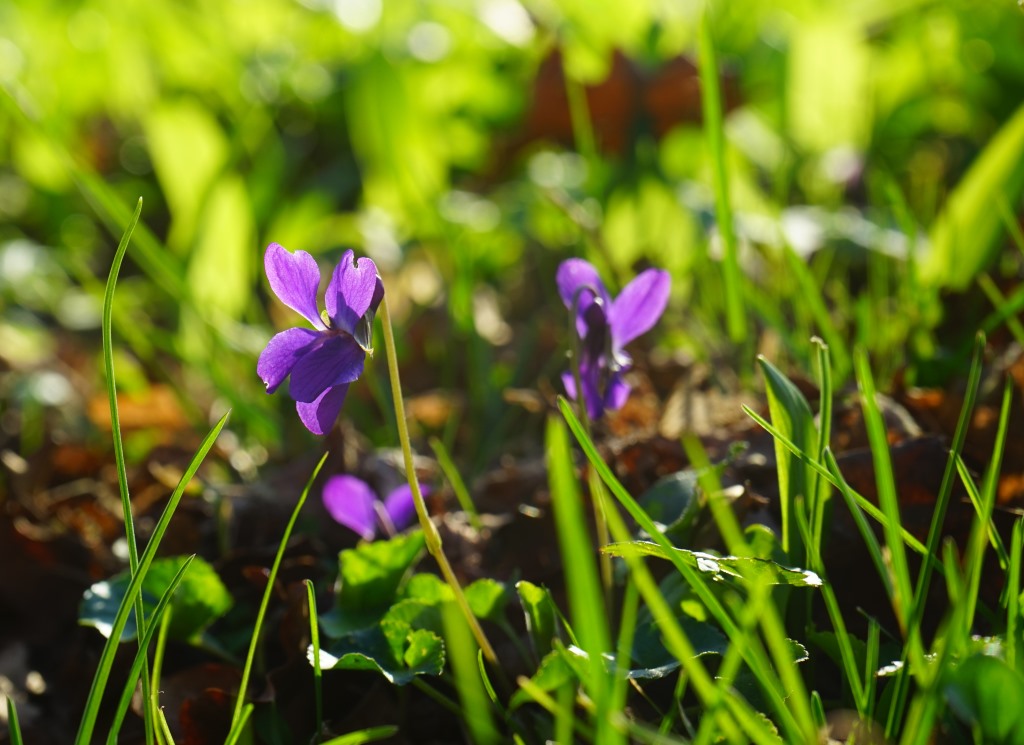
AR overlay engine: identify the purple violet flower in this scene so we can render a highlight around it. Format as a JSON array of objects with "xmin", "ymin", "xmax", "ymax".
[
  {"xmin": 321, "ymin": 475, "xmax": 421, "ymax": 541},
  {"xmin": 556, "ymin": 258, "xmax": 670, "ymax": 419},
  {"xmin": 257, "ymin": 243, "xmax": 383, "ymax": 435}
]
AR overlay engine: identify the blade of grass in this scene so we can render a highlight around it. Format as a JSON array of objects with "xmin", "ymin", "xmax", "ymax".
[
  {"xmin": 305, "ymin": 579, "xmax": 323, "ymax": 741},
  {"xmin": 962, "ymin": 376, "xmax": 1013, "ymax": 631},
  {"xmin": 429, "ymin": 437, "xmax": 482, "ymax": 530},
  {"xmin": 6, "ymin": 696, "xmax": 23, "ymax": 745},
  {"xmin": 74, "ymin": 414, "xmax": 229, "ymax": 745},
  {"xmin": 223, "ymin": 703, "xmax": 253, "ymax": 745},
  {"xmin": 909, "ymin": 332, "xmax": 985, "ymax": 629},
  {"xmin": 320, "ymin": 727, "xmax": 402, "ymax": 745},
  {"xmin": 441, "ymin": 600, "xmax": 501, "ymax": 744},
  {"xmin": 699, "ymin": 7, "xmax": 746, "ymax": 344},
  {"xmin": 100, "ymin": 197, "xmax": 157, "ymax": 737},
  {"xmin": 545, "ymin": 415, "xmax": 616, "ymax": 743},
  {"xmin": 558, "ymin": 399, "xmax": 797, "ymax": 743},
  {"xmin": 229, "ymin": 451, "xmax": 330, "ymax": 731},
  {"xmin": 954, "ymin": 455, "xmax": 1010, "ymax": 571},
  {"xmin": 1008, "ymin": 520, "xmax": 1024, "ymax": 669},
  {"xmin": 745, "ymin": 406, "xmax": 935, "ymax": 562},
  {"xmin": 106, "ymin": 557, "xmax": 194, "ymax": 745},
  {"xmin": 854, "ymin": 349, "xmax": 919, "ymax": 651}
]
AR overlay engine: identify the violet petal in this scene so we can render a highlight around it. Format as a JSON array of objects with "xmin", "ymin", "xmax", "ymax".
[
  {"xmin": 322, "ymin": 474, "xmax": 378, "ymax": 540},
  {"xmin": 603, "ymin": 372, "xmax": 631, "ymax": 412},
  {"xmin": 296, "ymin": 384, "xmax": 349, "ymax": 435},
  {"xmin": 288, "ymin": 335, "xmax": 366, "ymax": 403},
  {"xmin": 610, "ymin": 268, "xmax": 670, "ymax": 348},
  {"xmin": 556, "ymin": 259, "xmax": 609, "ymax": 336},
  {"xmin": 264, "ymin": 243, "xmax": 326, "ymax": 330},
  {"xmin": 257, "ymin": 327, "xmax": 320, "ymax": 393},
  {"xmin": 325, "ymin": 250, "xmax": 382, "ymax": 336},
  {"xmin": 382, "ymin": 484, "xmax": 420, "ymax": 532}
]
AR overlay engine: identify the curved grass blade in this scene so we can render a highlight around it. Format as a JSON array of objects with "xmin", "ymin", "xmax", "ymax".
[
  {"xmin": 306, "ymin": 579, "xmax": 324, "ymax": 739},
  {"xmin": 223, "ymin": 703, "xmax": 252, "ymax": 745},
  {"xmin": 320, "ymin": 727, "xmax": 402, "ymax": 745},
  {"xmin": 6, "ymin": 696, "xmax": 23, "ymax": 745},
  {"xmin": 106, "ymin": 556, "xmax": 195, "ymax": 745},
  {"xmin": 74, "ymin": 411, "xmax": 229, "ymax": 745},
  {"xmin": 229, "ymin": 451, "xmax": 330, "ymax": 731}
]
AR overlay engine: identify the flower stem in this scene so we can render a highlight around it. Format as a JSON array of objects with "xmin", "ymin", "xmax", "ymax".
[{"xmin": 378, "ymin": 297, "xmax": 498, "ymax": 664}]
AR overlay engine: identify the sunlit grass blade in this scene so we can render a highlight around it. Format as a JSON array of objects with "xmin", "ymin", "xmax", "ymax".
[
  {"xmin": 962, "ymin": 376, "xmax": 1012, "ymax": 631},
  {"xmin": 229, "ymin": 451, "xmax": 330, "ymax": 732},
  {"xmin": 698, "ymin": 7, "xmax": 746, "ymax": 344},
  {"xmin": 545, "ymin": 415, "xmax": 616, "ymax": 743},
  {"xmin": 429, "ymin": 436, "xmax": 481, "ymax": 530},
  {"xmin": 745, "ymin": 406, "xmax": 934, "ymax": 561},
  {"xmin": 99, "ymin": 197, "xmax": 156, "ymax": 736},
  {"xmin": 223, "ymin": 703, "xmax": 253, "ymax": 745},
  {"xmin": 441, "ymin": 599, "xmax": 500, "ymax": 744},
  {"xmin": 1008, "ymin": 520, "xmax": 1024, "ymax": 669},
  {"xmin": 557, "ymin": 398, "xmax": 800, "ymax": 743},
  {"xmin": 74, "ymin": 411, "xmax": 229, "ymax": 745},
  {"xmin": 758, "ymin": 355, "xmax": 816, "ymax": 560},
  {"xmin": 106, "ymin": 556, "xmax": 194, "ymax": 745},
  {"xmin": 6, "ymin": 696, "xmax": 23, "ymax": 745},
  {"xmin": 978, "ymin": 273, "xmax": 1024, "ymax": 346},
  {"xmin": 683, "ymin": 437, "xmax": 817, "ymax": 742},
  {"xmin": 320, "ymin": 727, "xmax": 402, "ymax": 745},
  {"xmin": 305, "ymin": 579, "xmax": 323, "ymax": 739},
  {"xmin": 910, "ymin": 332, "xmax": 985, "ymax": 629},
  {"xmin": 811, "ymin": 338, "xmax": 834, "ymax": 558},
  {"xmin": 854, "ymin": 350, "xmax": 917, "ymax": 643},
  {"xmin": 954, "ymin": 455, "xmax": 1010, "ymax": 572}
]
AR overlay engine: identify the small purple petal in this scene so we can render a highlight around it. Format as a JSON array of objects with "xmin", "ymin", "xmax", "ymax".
[
  {"xmin": 382, "ymin": 484, "xmax": 420, "ymax": 532},
  {"xmin": 325, "ymin": 250, "xmax": 382, "ymax": 336},
  {"xmin": 257, "ymin": 327, "xmax": 320, "ymax": 393},
  {"xmin": 288, "ymin": 335, "xmax": 366, "ymax": 403},
  {"xmin": 603, "ymin": 372, "xmax": 631, "ymax": 412},
  {"xmin": 556, "ymin": 259, "xmax": 610, "ymax": 336},
  {"xmin": 296, "ymin": 384, "xmax": 349, "ymax": 435},
  {"xmin": 322, "ymin": 474, "xmax": 378, "ymax": 540},
  {"xmin": 561, "ymin": 363, "xmax": 605, "ymax": 419},
  {"xmin": 610, "ymin": 268, "xmax": 670, "ymax": 349},
  {"xmin": 265, "ymin": 243, "xmax": 326, "ymax": 330}
]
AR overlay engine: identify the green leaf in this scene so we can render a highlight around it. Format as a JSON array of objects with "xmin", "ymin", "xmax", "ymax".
[
  {"xmin": 464, "ymin": 578, "xmax": 508, "ymax": 622},
  {"xmin": 601, "ymin": 541, "xmax": 823, "ymax": 588},
  {"xmin": 320, "ymin": 726, "xmax": 399, "ymax": 745},
  {"xmin": 316, "ymin": 623, "xmax": 445, "ymax": 686},
  {"xmin": 921, "ymin": 101, "xmax": 1024, "ymax": 290},
  {"xmin": 516, "ymin": 581, "xmax": 558, "ymax": 659},
  {"xmin": 80, "ymin": 555, "xmax": 231, "ymax": 642},
  {"xmin": 629, "ymin": 617, "xmax": 728, "ymax": 680},
  {"xmin": 945, "ymin": 654, "xmax": 1024, "ymax": 745},
  {"xmin": 321, "ymin": 531, "xmax": 426, "ymax": 637},
  {"xmin": 637, "ymin": 470, "xmax": 702, "ymax": 540},
  {"xmin": 510, "ymin": 649, "xmax": 576, "ymax": 709}
]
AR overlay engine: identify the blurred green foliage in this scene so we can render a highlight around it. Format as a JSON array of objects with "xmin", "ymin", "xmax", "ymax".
[{"xmin": 2, "ymin": 0, "xmax": 1024, "ymax": 457}]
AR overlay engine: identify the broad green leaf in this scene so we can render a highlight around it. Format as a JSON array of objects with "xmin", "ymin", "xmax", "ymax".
[
  {"xmin": 945, "ymin": 653, "xmax": 1024, "ymax": 745},
  {"xmin": 80, "ymin": 555, "xmax": 232, "ymax": 642},
  {"xmin": 321, "ymin": 531, "xmax": 426, "ymax": 637},
  {"xmin": 630, "ymin": 617, "xmax": 727, "ymax": 680},
  {"xmin": 637, "ymin": 469, "xmax": 702, "ymax": 540},
  {"xmin": 601, "ymin": 541, "xmax": 823, "ymax": 588},
  {"xmin": 921, "ymin": 101, "xmax": 1024, "ymax": 290},
  {"xmin": 516, "ymin": 580, "xmax": 558, "ymax": 659}
]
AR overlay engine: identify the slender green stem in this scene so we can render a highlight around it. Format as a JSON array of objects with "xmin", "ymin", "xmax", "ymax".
[
  {"xmin": 378, "ymin": 297, "xmax": 497, "ymax": 663},
  {"xmin": 229, "ymin": 452, "xmax": 330, "ymax": 730},
  {"xmin": 7, "ymin": 696, "xmax": 23, "ymax": 745}
]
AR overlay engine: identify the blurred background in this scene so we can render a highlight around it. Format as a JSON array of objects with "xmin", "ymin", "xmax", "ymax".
[{"xmin": 2, "ymin": 0, "xmax": 1024, "ymax": 467}]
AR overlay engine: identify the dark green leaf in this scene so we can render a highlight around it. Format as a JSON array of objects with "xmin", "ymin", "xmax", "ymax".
[
  {"xmin": 516, "ymin": 580, "xmax": 558, "ymax": 658},
  {"xmin": 945, "ymin": 653, "xmax": 1024, "ymax": 745},
  {"xmin": 80, "ymin": 555, "xmax": 231, "ymax": 642}
]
